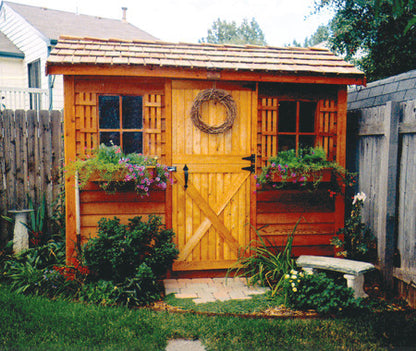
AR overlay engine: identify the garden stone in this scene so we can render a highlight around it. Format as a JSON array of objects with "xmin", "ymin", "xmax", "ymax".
[{"xmin": 8, "ymin": 209, "xmax": 34, "ymax": 253}]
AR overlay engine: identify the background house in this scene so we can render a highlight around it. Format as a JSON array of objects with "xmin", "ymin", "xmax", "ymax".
[{"xmin": 0, "ymin": 1, "xmax": 157, "ymax": 110}]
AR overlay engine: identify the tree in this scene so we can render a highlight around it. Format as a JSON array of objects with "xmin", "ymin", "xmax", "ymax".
[
  {"xmin": 200, "ymin": 18, "xmax": 267, "ymax": 46},
  {"xmin": 303, "ymin": 25, "xmax": 330, "ymax": 47},
  {"xmin": 314, "ymin": 0, "xmax": 416, "ymax": 81},
  {"xmin": 285, "ymin": 25, "xmax": 330, "ymax": 48}
]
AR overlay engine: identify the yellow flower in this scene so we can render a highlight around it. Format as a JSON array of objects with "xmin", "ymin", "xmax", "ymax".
[{"xmin": 292, "ymin": 288, "xmax": 297, "ymax": 292}]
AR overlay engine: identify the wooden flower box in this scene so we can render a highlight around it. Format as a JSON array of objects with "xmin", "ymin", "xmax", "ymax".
[{"xmin": 270, "ymin": 168, "xmax": 332, "ymax": 183}]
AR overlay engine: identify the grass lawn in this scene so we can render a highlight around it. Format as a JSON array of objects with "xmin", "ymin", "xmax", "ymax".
[{"xmin": 1, "ymin": 284, "xmax": 416, "ymax": 350}]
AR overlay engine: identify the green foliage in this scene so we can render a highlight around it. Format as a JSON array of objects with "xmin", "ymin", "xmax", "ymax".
[
  {"xmin": 331, "ymin": 192, "xmax": 376, "ymax": 260},
  {"xmin": 0, "ymin": 241, "xmax": 76, "ymax": 297},
  {"xmin": 283, "ymin": 270, "xmax": 365, "ymax": 315},
  {"xmin": 257, "ymin": 147, "xmax": 349, "ymax": 194},
  {"xmin": 68, "ymin": 143, "xmax": 171, "ymax": 197},
  {"xmin": 82, "ymin": 215, "xmax": 178, "ymax": 306},
  {"xmin": 228, "ymin": 221, "xmax": 297, "ymax": 295},
  {"xmin": 314, "ymin": 0, "xmax": 416, "ymax": 81},
  {"xmin": 200, "ymin": 18, "xmax": 267, "ymax": 45},
  {"xmin": 290, "ymin": 25, "xmax": 330, "ymax": 47}
]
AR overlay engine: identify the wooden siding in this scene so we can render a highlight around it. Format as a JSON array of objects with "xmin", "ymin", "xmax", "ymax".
[
  {"xmin": 79, "ymin": 182, "xmax": 165, "ymax": 240},
  {"xmin": 0, "ymin": 57, "xmax": 25, "ymax": 88},
  {"xmin": 256, "ymin": 86, "xmax": 346, "ymax": 256},
  {"xmin": 64, "ymin": 76, "xmax": 167, "ymax": 258}
]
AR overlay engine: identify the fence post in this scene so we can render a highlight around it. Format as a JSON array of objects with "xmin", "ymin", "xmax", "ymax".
[{"xmin": 380, "ymin": 101, "xmax": 400, "ymax": 291}]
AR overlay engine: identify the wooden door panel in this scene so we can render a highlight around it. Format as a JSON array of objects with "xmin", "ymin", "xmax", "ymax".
[{"xmin": 171, "ymin": 84, "xmax": 254, "ymax": 271}]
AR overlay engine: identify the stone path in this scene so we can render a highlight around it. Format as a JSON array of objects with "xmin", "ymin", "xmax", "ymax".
[
  {"xmin": 163, "ymin": 277, "xmax": 269, "ymax": 304},
  {"xmin": 166, "ymin": 339, "xmax": 205, "ymax": 351}
]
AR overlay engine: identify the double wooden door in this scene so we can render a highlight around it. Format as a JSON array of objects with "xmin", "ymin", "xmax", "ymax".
[{"xmin": 171, "ymin": 82, "xmax": 255, "ymax": 271}]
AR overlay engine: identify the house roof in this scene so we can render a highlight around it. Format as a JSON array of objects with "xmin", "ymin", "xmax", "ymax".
[
  {"xmin": 0, "ymin": 31, "xmax": 24, "ymax": 58},
  {"xmin": 47, "ymin": 36, "xmax": 366, "ymax": 85},
  {"xmin": 348, "ymin": 69, "xmax": 416, "ymax": 110},
  {"xmin": 4, "ymin": 1, "xmax": 157, "ymax": 43}
]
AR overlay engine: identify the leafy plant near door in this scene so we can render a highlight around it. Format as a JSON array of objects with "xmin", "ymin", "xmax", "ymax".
[
  {"xmin": 227, "ymin": 220, "xmax": 298, "ymax": 296},
  {"xmin": 256, "ymin": 147, "xmax": 353, "ymax": 196},
  {"xmin": 67, "ymin": 143, "xmax": 171, "ymax": 197}
]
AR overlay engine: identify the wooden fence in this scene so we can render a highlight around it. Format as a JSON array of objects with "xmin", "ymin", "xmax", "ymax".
[
  {"xmin": 349, "ymin": 100, "xmax": 416, "ymax": 300},
  {"xmin": 0, "ymin": 109, "xmax": 64, "ymax": 243}
]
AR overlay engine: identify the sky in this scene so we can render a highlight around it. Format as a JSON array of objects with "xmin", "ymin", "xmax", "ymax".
[{"xmin": 5, "ymin": 0, "xmax": 334, "ymax": 47}]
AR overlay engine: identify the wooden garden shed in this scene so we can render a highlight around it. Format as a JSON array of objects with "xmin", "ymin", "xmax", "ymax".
[{"xmin": 46, "ymin": 36, "xmax": 365, "ymax": 273}]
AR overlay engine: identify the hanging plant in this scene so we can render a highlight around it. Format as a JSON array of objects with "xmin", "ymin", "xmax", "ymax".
[
  {"xmin": 256, "ymin": 147, "xmax": 354, "ymax": 196},
  {"xmin": 66, "ymin": 144, "xmax": 171, "ymax": 197},
  {"xmin": 190, "ymin": 88, "xmax": 237, "ymax": 134}
]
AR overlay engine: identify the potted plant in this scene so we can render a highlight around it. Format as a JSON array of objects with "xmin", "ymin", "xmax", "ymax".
[
  {"xmin": 256, "ymin": 147, "xmax": 349, "ymax": 195},
  {"xmin": 67, "ymin": 144, "xmax": 171, "ymax": 197}
]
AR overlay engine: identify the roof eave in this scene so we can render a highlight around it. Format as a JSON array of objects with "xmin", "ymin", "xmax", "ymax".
[
  {"xmin": 46, "ymin": 63, "xmax": 366, "ymax": 86},
  {"xmin": 0, "ymin": 51, "xmax": 25, "ymax": 59}
]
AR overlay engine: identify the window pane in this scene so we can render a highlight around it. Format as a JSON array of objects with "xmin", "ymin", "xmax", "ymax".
[
  {"xmin": 100, "ymin": 132, "xmax": 120, "ymax": 147},
  {"xmin": 278, "ymin": 135, "xmax": 296, "ymax": 151},
  {"xmin": 123, "ymin": 132, "xmax": 143, "ymax": 154},
  {"xmin": 278, "ymin": 101, "xmax": 296, "ymax": 132},
  {"xmin": 122, "ymin": 96, "xmax": 143, "ymax": 129},
  {"xmin": 299, "ymin": 102, "xmax": 316, "ymax": 133},
  {"xmin": 299, "ymin": 135, "xmax": 315, "ymax": 148},
  {"xmin": 99, "ymin": 96, "xmax": 120, "ymax": 129}
]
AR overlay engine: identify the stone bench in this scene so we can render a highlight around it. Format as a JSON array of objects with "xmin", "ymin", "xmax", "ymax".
[{"xmin": 296, "ymin": 255, "xmax": 376, "ymax": 298}]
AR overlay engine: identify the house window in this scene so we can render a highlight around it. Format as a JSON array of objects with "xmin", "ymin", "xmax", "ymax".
[
  {"xmin": 27, "ymin": 59, "xmax": 41, "ymax": 109},
  {"xmin": 98, "ymin": 95, "xmax": 143, "ymax": 154},
  {"xmin": 277, "ymin": 100, "xmax": 317, "ymax": 152}
]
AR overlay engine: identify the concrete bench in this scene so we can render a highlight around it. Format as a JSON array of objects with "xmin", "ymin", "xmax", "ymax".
[{"xmin": 296, "ymin": 255, "xmax": 376, "ymax": 298}]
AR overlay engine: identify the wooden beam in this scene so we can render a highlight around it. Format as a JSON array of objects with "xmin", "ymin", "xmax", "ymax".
[
  {"xmin": 47, "ymin": 64, "xmax": 366, "ymax": 86},
  {"xmin": 63, "ymin": 76, "xmax": 77, "ymax": 263}
]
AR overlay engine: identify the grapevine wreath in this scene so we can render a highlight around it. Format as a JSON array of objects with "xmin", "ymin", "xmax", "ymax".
[{"xmin": 190, "ymin": 88, "xmax": 237, "ymax": 134}]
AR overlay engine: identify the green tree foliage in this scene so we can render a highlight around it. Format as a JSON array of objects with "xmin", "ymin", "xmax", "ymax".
[
  {"xmin": 285, "ymin": 25, "xmax": 330, "ymax": 48},
  {"xmin": 200, "ymin": 18, "xmax": 267, "ymax": 46},
  {"xmin": 314, "ymin": 0, "xmax": 416, "ymax": 81},
  {"xmin": 303, "ymin": 25, "xmax": 330, "ymax": 47}
]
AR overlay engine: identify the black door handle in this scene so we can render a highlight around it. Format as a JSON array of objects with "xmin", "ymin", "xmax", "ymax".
[{"xmin": 183, "ymin": 164, "xmax": 189, "ymax": 190}]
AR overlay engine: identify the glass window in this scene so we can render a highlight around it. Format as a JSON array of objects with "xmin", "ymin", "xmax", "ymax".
[
  {"xmin": 277, "ymin": 100, "xmax": 317, "ymax": 152},
  {"xmin": 98, "ymin": 95, "xmax": 143, "ymax": 153}
]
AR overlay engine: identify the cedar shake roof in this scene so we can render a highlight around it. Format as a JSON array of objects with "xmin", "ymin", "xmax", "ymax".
[
  {"xmin": 47, "ymin": 36, "xmax": 365, "ymax": 83},
  {"xmin": 5, "ymin": 2, "xmax": 157, "ymax": 42}
]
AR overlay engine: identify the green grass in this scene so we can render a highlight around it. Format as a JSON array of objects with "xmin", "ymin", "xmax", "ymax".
[{"xmin": 1, "ymin": 283, "xmax": 416, "ymax": 350}]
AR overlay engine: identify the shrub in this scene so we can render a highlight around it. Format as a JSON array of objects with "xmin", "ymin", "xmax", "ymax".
[
  {"xmin": 283, "ymin": 270, "xmax": 366, "ymax": 315},
  {"xmin": 82, "ymin": 215, "xmax": 178, "ymax": 306}
]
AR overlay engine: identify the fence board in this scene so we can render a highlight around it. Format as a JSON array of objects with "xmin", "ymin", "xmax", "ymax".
[
  {"xmin": 0, "ymin": 110, "xmax": 64, "ymax": 244},
  {"xmin": 397, "ymin": 101, "xmax": 416, "ymax": 271},
  {"xmin": 353, "ymin": 99, "xmax": 416, "ymax": 291}
]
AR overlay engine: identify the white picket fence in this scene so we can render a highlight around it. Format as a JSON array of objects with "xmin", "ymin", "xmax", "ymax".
[{"xmin": 0, "ymin": 87, "xmax": 49, "ymax": 110}]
